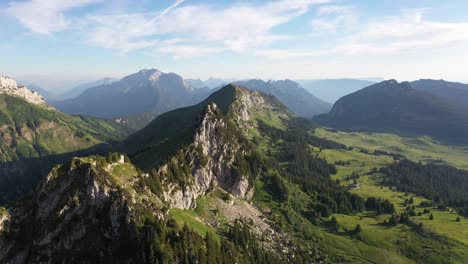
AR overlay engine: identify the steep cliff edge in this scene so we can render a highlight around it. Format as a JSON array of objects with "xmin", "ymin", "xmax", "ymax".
[{"xmin": 0, "ymin": 153, "xmax": 164, "ymax": 263}]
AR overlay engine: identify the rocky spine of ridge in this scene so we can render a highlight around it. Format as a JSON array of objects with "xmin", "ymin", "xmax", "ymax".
[
  {"xmin": 160, "ymin": 86, "xmax": 290, "ymax": 209},
  {"xmin": 0, "ymin": 76, "xmax": 46, "ymax": 105},
  {"xmin": 0, "ymin": 154, "xmax": 163, "ymax": 263},
  {"xmin": 160, "ymin": 102, "xmax": 252, "ymax": 209},
  {"xmin": 0, "ymin": 98, "xmax": 256, "ymax": 260},
  {"xmin": 0, "ymin": 85, "xmax": 298, "ymax": 262}
]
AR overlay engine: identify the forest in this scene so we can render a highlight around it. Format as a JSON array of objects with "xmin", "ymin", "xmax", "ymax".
[
  {"xmin": 257, "ymin": 119, "xmax": 395, "ymax": 217},
  {"xmin": 380, "ymin": 160, "xmax": 468, "ymax": 216}
]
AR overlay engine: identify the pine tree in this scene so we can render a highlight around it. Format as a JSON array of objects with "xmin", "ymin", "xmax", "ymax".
[
  {"xmin": 354, "ymin": 224, "xmax": 362, "ymax": 234},
  {"xmin": 330, "ymin": 216, "xmax": 339, "ymax": 232},
  {"xmin": 429, "ymin": 213, "xmax": 434, "ymax": 220}
]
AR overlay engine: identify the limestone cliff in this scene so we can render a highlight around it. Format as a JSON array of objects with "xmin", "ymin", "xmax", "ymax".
[
  {"xmin": 161, "ymin": 102, "xmax": 252, "ymax": 209},
  {"xmin": 140, "ymin": 85, "xmax": 289, "ymax": 210},
  {"xmin": 0, "ymin": 76, "xmax": 46, "ymax": 105}
]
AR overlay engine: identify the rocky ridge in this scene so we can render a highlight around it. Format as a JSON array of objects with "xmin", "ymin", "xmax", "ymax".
[
  {"xmin": 0, "ymin": 153, "xmax": 163, "ymax": 263},
  {"xmin": 161, "ymin": 102, "xmax": 252, "ymax": 209},
  {"xmin": 129, "ymin": 85, "xmax": 290, "ymax": 210},
  {"xmin": 0, "ymin": 76, "xmax": 46, "ymax": 105},
  {"xmin": 0, "ymin": 85, "xmax": 296, "ymax": 262}
]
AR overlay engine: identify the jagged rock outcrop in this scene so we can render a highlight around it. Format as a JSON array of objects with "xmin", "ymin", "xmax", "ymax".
[
  {"xmin": 0, "ymin": 76, "xmax": 46, "ymax": 105},
  {"xmin": 161, "ymin": 103, "xmax": 252, "ymax": 209},
  {"xmin": 0, "ymin": 154, "xmax": 161, "ymax": 263}
]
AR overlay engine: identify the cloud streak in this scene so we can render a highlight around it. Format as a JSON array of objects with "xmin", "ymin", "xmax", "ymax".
[
  {"xmin": 5, "ymin": 0, "xmax": 102, "ymax": 35},
  {"xmin": 311, "ymin": 5, "xmax": 357, "ymax": 31},
  {"xmin": 85, "ymin": 0, "xmax": 330, "ymax": 56},
  {"xmin": 258, "ymin": 9, "xmax": 468, "ymax": 59}
]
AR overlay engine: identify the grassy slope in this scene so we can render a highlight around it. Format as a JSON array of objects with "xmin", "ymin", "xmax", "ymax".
[
  {"xmin": 246, "ymin": 114, "xmax": 468, "ymax": 262},
  {"xmin": 315, "ymin": 128, "xmax": 468, "ymax": 170},
  {"xmin": 0, "ymin": 94, "xmax": 127, "ymax": 162},
  {"xmin": 0, "ymin": 94, "xmax": 130, "ymax": 203},
  {"xmin": 314, "ymin": 80, "xmax": 468, "ymax": 145},
  {"xmin": 313, "ymin": 129, "xmax": 468, "ymax": 263}
]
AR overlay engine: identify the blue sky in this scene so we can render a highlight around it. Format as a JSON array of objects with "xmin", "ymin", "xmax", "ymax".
[{"xmin": 1, "ymin": 0, "xmax": 468, "ymax": 91}]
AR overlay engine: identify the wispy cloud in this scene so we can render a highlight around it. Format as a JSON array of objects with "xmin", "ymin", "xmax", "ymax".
[
  {"xmin": 85, "ymin": 0, "xmax": 331, "ymax": 56},
  {"xmin": 311, "ymin": 5, "xmax": 357, "ymax": 31},
  {"xmin": 337, "ymin": 9, "xmax": 468, "ymax": 55},
  {"xmin": 5, "ymin": 0, "xmax": 102, "ymax": 35},
  {"xmin": 258, "ymin": 9, "xmax": 468, "ymax": 59}
]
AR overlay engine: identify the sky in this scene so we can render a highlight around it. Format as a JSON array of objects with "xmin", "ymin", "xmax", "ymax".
[{"xmin": 1, "ymin": 0, "xmax": 468, "ymax": 92}]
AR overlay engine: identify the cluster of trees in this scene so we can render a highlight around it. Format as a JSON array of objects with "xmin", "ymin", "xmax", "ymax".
[
  {"xmin": 230, "ymin": 149, "xmax": 270, "ymax": 188},
  {"xmin": 335, "ymin": 160, "xmax": 351, "ymax": 166},
  {"xmin": 357, "ymin": 149, "xmax": 405, "ymax": 160},
  {"xmin": 365, "ymin": 197, "xmax": 395, "ymax": 215},
  {"xmin": 227, "ymin": 220, "xmax": 284, "ymax": 263},
  {"xmin": 380, "ymin": 160, "xmax": 468, "ymax": 216},
  {"xmin": 345, "ymin": 171, "xmax": 360, "ymax": 183},
  {"xmin": 258, "ymin": 119, "xmax": 396, "ymax": 217},
  {"xmin": 387, "ymin": 213, "xmax": 412, "ymax": 226},
  {"xmin": 257, "ymin": 119, "xmax": 348, "ymax": 151},
  {"xmin": 373, "ymin": 150, "xmax": 406, "ymax": 160},
  {"xmin": 92, "ymin": 216, "xmax": 283, "ymax": 264}
]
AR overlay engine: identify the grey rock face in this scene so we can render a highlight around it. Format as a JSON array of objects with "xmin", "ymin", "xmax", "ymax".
[{"xmin": 163, "ymin": 103, "xmax": 251, "ymax": 209}]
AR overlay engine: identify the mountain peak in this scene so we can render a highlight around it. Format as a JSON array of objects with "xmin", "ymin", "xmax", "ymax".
[
  {"xmin": 138, "ymin": 68, "xmax": 161, "ymax": 74},
  {"xmin": 0, "ymin": 76, "xmax": 18, "ymax": 88}
]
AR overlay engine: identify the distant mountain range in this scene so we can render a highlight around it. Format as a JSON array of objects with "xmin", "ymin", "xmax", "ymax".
[
  {"xmin": 59, "ymin": 78, "xmax": 117, "ymax": 100},
  {"xmin": 23, "ymin": 83, "xmax": 57, "ymax": 101},
  {"xmin": 314, "ymin": 80, "xmax": 468, "ymax": 145},
  {"xmin": 185, "ymin": 77, "xmax": 234, "ymax": 89},
  {"xmin": 234, "ymin": 79, "xmax": 331, "ymax": 117},
  {"xmin": 295, "ymin": 79, "xmax": 377, "ymax": 103},
  {"xmin": 22, "ymin": 78, "xmax": 117, "ymax": 102},
  {"xmin": 51, "ymin": 70, "xmax": 331, "ymax": 129},
  {"xmin": 52, "ymin": 69, "xmax": 200, "ymax": 119}
]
